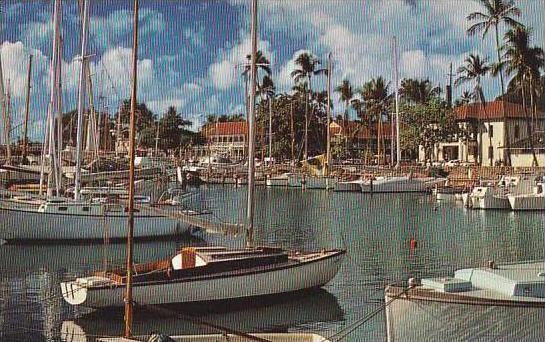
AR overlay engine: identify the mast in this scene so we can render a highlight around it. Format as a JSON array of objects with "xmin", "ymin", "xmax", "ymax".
[
  {"xmin": 44, "ymin": 0, "xmax": 62, "ymax": 197},
  {"xmin": 393, "ymin": 36, "xmax": 401, "ymax": 169},
  {"xmin": 124, "ymin": 0, "xmax": 138, "ymax": 337},
  {"xmin": 74, "ymin": 0, "xmax": 90, "ymax": 201},
  {"xmin": 246, "ymin": 0, "xmax": 257, "ymax": 248},
  {"xmin": 22, "ymin": 55, "xmax": 33, "ymax": 164},
  {"xmin": 0, "ymin": 45, "xmax": 6, "ymax": 165},
  {"xmin": 268, "ymin": 94, "xmax": 272, "ymax": 168},
  {"xmin": 5, "ymin": 79, "xmax": 11, "ymax": 164},
  {"xmin": 325, "ymin": 52, "xmax": 332, "ymax": 177}
]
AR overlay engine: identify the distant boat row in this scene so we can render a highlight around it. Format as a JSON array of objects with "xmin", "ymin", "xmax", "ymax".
[
  {"xmin": 267, "ymin": 173, "xmax": 445, "ymax": 193},
  {"xmin": 434, "ymin": 174, "xmax": 545, "ymax": 211}
]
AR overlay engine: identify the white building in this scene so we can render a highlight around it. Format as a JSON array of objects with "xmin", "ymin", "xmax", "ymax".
[{"xmin": 419, "ymin": 100, "xmax": 545, "ymax": 167}]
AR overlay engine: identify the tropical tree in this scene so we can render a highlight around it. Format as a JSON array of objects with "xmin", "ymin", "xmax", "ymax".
[
  {"xmin": 498, "ymin": 26, "xmax": 544, "ymax": 166},
  {"xmin": 156, "ymin": 106, "xmax": 194, "ymax": 152},
  {"xmin": 467, "ymin": 0, "xmax": 522, "ymax": 165},
  {"xmin": 455, "ymin": 54, "xmax": 492, "ymax": 165},
  {"xmin": 399, "ymin": 78, "xmax": 441, "ymax": 104},
  {"xmin": 358, "ymin": 77, "xmax": 391, "ymax": 164},
  {"xmin": 290, "ymin": 52, "xmax": 327, "ymax": 160},
  {"xmin": 258, "ymin": 75, "xmax": 276, "ymax": 164},
  {"xmin": 335, "ymin": 79, "xmax": 354, "ymax": 121}
]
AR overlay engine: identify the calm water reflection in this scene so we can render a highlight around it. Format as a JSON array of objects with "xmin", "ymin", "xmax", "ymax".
[{"xmin": 1, "ymin": 185, "xmax": 545, "ymax": 341}]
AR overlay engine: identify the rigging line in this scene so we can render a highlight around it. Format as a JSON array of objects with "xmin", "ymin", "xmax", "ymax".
[
  {"xmin": 134, "ymin": 302, "xmax": 273, "ymax": 342},
  {"xmin": 326, "ymin": 285, "xmax": 414, "ymax": 342}
]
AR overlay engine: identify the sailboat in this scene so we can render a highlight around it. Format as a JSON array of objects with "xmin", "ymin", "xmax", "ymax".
[
  {"xmin": 0, "ymin": 0, "xmax": 210, "ymax": 242},
  {"xmin": 61, "ymin": 0, "xmax": 345, "ymax": 310}
]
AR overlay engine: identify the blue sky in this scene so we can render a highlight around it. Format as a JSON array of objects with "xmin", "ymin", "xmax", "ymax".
[{"xmin": 0, "ymin": 0, "xmax": 543, "ymax": 140}]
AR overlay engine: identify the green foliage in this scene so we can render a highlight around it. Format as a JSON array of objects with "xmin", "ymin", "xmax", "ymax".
[
  {"xmin": 155, "ymin": 106, "xmax": 195, "ymax": 151},
  {"xmin": 400, "ymin": 99, "xmax": 462, "ymax": 160}
]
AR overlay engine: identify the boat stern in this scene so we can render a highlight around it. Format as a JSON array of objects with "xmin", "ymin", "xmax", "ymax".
[{"xmin": 60, "ymin": 276, "xmax": 113, "ymax": 306}]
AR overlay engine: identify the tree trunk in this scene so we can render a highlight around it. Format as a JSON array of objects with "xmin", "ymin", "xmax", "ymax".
[
  {"xmin": 495, "ymin": 25, "xmax": 511, "ymax": 166},
  {"xmin": 521, "ymin": 77, "xmax": 539, "ymax": 167}
]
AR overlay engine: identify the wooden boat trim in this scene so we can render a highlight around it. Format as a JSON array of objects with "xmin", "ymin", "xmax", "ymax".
[
  {"xmin": 93, "ymin": 249, "xmax": 346, "ymax": 289},
  {"xmin": 385, "ymin": 285, "xmax": 545, "ymax": 308}
]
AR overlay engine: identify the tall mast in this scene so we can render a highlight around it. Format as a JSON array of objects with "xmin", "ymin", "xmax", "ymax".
[
  {"xmin": 124, "ymin": 0, "xmax": 138, "ymax": 337},
  {"xmin": 0, "ymin": 14, "xmax": 9, "ymax": 165},
  {"xmin": 5, "ymin": 79, "xmax": 11, "ymax": 164},
  {"xmin": 22, "ymin": 55, "xmax": 33, "ymax": 164},
  {"xmin": 74, "ymin": 0, "xmax": 90, "ymax": 200},
  {"xmin": 326, "ymin": 52, "xmax": 332, "ymax": 177},
  {"xmin": 246, "ymin": 0, "xmax": 257, "ymax": 248},
  {"xmin": 393, "ymin": 36, "xmax": 401, "ymax": 169},
  {"xmin": 45, "ymin": 0, "xmax": 62, "ymax": 197}
]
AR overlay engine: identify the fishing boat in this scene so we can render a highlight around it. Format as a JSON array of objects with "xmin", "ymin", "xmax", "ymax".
[
  {"xmin": 385, "ymin": 260, "xmax": 545, "ymax": 341},
  {"xmin": 508, "ymin": 182, "xmax": 545, "ymax": 211},
  {"xmin": 468, "ymin": 175, "xmax": 536, "ymax": 209}
]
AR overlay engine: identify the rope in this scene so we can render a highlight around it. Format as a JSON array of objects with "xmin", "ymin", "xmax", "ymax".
[
  {"xmin": 326, "ymin": 285, "xmax": 413, "ymax": 341},
  {"xmin": 135, "ymin": 302, "xmax": 273, "ymax": 342}
]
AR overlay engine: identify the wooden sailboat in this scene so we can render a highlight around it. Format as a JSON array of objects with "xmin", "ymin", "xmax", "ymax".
[{"xmin": 61, "ymin": 0, "xmax": 344, "ymax": 311}]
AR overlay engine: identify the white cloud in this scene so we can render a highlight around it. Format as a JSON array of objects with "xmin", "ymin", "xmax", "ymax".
[{"xmin": 207, "ymin": 35, "xmax": 274, "ymax": 90}]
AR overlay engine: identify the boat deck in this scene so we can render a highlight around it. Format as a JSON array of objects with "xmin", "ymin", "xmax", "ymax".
[{"xmin": 386, "ymin": 260, "xmax": 545, "ymax": 307}]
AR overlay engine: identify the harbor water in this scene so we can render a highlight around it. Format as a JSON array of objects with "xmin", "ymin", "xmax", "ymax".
[{"xmin": 1, "ymin": 185, "xmax": 545, "ymax": 341}]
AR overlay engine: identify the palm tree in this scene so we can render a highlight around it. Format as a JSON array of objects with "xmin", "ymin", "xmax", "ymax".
[
  {"xmin": 335, "ymin": 79, "xmax": 354, "ymax": 122},
  {"xmin": 335, "ymin": 79, "xmax": 354, "ymax": 154},
  {"xmin": 456, "ymin": 54, "xmax": 492, "ymax": 166},
  {"xmin": 458, "ymin": 90, "xmax": 475, "ymax": 105},
  {"xmin": 399, "ymin": 78, "xmax": 441, "ymax": 104},
  {"xmin": 291, "ymin": 52, "xmax": 327, "ymax": 160},
  {"xmin": 499, "ymin": 26, "xmax": 544, "ymax": 166},
  {"xmin": 258, "ymin": 75, "xmax": 276, "ymax": 166},
  {"xmin": 467, "ymin": 0, "xmax": 522, "ymax": 165},
  {"xmin": 359, "ymin": 77, "xmax": 390, "ymax": 164}
]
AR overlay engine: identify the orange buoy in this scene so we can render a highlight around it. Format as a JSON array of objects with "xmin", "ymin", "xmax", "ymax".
[{"xmin": 410, "ymin": 239, "xmax": 418, "ymax": 250}]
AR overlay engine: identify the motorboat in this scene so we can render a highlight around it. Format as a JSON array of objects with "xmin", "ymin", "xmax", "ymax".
[
  {"xmin": 508, "ymin": 182, "xmax": 545, "ymax": 211},
  {"xmin": 469, "ymin": 175, "xmax": 537, "ymax": 209}
]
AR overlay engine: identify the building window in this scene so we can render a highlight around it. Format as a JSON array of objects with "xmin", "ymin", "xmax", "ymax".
[
  {"xmin": 515, "ymin": 125, "xmax": 520, "ymax": 139},
  {"xmin": 489, "ymin": 124, "xmax": 493, "ymax": 138}
]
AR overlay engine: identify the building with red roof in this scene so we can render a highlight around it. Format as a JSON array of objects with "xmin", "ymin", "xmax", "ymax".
[
  {"xmin": 420, "ymin": 100, "xmax": 545, "ymax": 166},
  {"xmin": 200, "ymin": 121, "xmax": 248, "ymax": 160}
]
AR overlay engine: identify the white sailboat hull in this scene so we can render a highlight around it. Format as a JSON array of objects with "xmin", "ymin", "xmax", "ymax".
[
  {"xmin": 61, "ymin": 252, "xmax": 344, "ymax": 308},
  {"xmin": 266, "ymin": 175, "xmax": 288, "ymax": 187},
  {"xmin": 334, "ymin": 180, "xmax": 364, "ymax": 192},
  {"xmin": 360, "ymin": 177, "xmax": 429, "ymax": 193},
  {"xmin": 0, "ymin": 207, "xmax": 188, "ymax": 241}
]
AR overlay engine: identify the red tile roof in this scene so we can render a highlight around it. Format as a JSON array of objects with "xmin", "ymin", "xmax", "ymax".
[
  {"xmin": 202, "ymin": 121, "xmax": 248, "ymax": 137},
  {"xmin": 454, "ymin": 100, "xmax": 544, "ymax": 120}
]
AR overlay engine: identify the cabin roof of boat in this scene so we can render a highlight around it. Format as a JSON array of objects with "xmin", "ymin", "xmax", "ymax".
[{"xmin": 456, "ymin": 260, "xmax": 545, "ymax": 283}]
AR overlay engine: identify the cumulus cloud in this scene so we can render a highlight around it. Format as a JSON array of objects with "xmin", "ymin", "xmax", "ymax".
[{"xmin": 207, "ymin": 35, "xmax": 274, "ymax": 90}]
